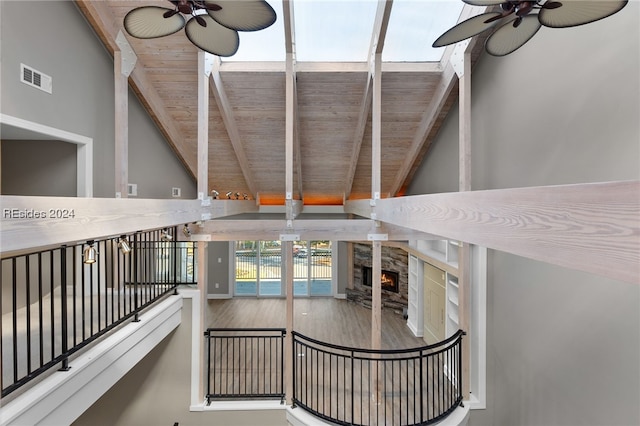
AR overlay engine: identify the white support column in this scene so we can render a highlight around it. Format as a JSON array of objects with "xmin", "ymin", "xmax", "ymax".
[
  {"xmin": 370, "ymin": 51, "xmax": 383, "ymax": 409},
  {"xmin": 198, "ymin": 52, "xmax": 213, "ymax": 200},
  {"xmin": 113, "ymin": 32, "xmax": 136, "ymax": 199},
  {"xmin": 456, "ymin": 51, "xmax": 472, "ymax": 400},
  {"xmin": 285, "ymin": 52, "xmax": 295, "ymax": 206},
  {"xmin": 284, "ymin": 240, "xmax": 294, "ymax": 403},
  {"xmin": 114, "ymin": 50, "xmax": 128, "ymax": 199},
  {"xmin": 371, "ymin": 240, "xmax": 382, "ymax": 407},
  {"xmin": 371, "ymin": 240, "xmax": 382, "ymax": 350},
  {"xmin": 196, "ymin": 241, "xmax": 208, "ymax": 403},
  {"xmin": 371, "ymin": 53, "xmax": 382, "ymax": 201}
]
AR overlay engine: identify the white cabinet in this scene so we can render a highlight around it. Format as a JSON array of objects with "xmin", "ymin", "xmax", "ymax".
[
  {"xmin": 407, "ymin": 254, "xmax": 424, "ymax": 337},
  {"xmin": 423, "ymin": 263, "xmax": 446, "ymax": 344},
  {"xmin": 409, "ymin": 239, "xmax": 461, "ymax": 339}
]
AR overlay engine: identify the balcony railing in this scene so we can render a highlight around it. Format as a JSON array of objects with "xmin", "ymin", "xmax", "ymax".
[
  {"xmin": 1, "ymin": 227, "xmax": 197, "ymax": 397},
  {"xmin": 205, "ymin": 327, "xmax": 465, "ymax": 426},
  {"xmin": 205, "ymin": 328, "xmax": 286, "ymax": 403}
]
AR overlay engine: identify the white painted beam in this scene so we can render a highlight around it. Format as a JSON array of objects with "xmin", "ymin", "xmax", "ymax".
[
  {"xmin": 198, "ymin": 219, "xmax": 435, "ymax": 241},
  {"xmin": 0, "ymin": 197, "xmax": 258, "ymax": 254},
  {"xmin": 198, "ymin": 52, "xmax": 211, "ymax": 199},
  {"xmin": 345, "ymin": 181, "xmax": 640, "ymax": 284},
  {"xmin": 114, "ymin": 49, "xmax": 129, "ymax": 198}
]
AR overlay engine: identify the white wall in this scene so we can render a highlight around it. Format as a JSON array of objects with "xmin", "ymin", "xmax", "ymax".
[{"xmin": 407, "ymin": 3, "xmax": 639, "ymax": 425}]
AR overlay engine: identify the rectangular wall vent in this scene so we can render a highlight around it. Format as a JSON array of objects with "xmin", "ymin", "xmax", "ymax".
[
  {"xmin": 20, "ymin": 63, "xmax": 52, "ymax": 94},
  {"xmin": 172, "ymin": 187, "xmax": 181, "ymax": 198}
]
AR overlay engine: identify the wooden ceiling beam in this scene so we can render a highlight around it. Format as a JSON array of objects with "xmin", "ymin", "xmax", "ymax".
[
  {"xmin": 283, "ymin": 0, "xmax": 303, "ymax": 205},
  {"xmin": 344, "ymin": 0, "xmax": 394, "ymax": 200},
  {"xmin": 197, "ymin": 218, "xmax": 436, "ymax": 241},
  {"xmin": 209, "ymin": 57, "xmax": 257, "ymax": 197},
  {"xmin": 345, "ymin": 181, "xmax": 640, "ymax": 284},
  {"xmin": 74, "ymin": 0, "xmax": 195, "ymax": 179}
]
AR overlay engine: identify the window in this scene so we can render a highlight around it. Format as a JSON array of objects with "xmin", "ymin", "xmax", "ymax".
[{"xmin": 234, "ymin": 240, "xmax": 333, "ymax": 296}]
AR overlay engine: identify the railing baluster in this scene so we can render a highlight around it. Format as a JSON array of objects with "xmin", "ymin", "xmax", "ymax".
[
  {"xmin": 11, "ymin": 257, "xmax": 18, "ymax": 384},
  {"xmin": 206, "ymin": 330, "xmax": 211, "ymax": 404},
  {"xmin": 59, "ymin": 246, "xmax": 70, "ymax": 371},
  {"xmin": 133, "ymin": 233, "xmax": 139, "ymax": 322},
  {"xmin": 72, "ymin": 247, "xmax": 78, "ymax": 347},
  {"xmin": 50, "ymin": 251, "xmax": 55, "ymax": 361},
  {"xmin": 96, "ymin": 242, "xmax": 102, "ymax": 333},
  {"xmin": 25, "ymin": 256, "xmax": 32, "ymax": 376}
]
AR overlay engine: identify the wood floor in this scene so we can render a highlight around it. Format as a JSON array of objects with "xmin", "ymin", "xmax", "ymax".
[
  {"xmin": 205, "ymin": 298, "xmax": 461, "ymax": 426},
  {"xmin": 206, "ymin": 297, "xmax": 425, "ymax": 350}
]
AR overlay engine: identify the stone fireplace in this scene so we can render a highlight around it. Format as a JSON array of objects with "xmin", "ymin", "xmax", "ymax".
[{"xmin": 347, "ymin": 243, "xmax": 408, "ymax": 314}]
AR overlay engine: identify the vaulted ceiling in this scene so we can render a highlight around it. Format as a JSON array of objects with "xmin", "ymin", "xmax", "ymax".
[{"xmin": 76, "ymin": 0, "xmax": 487, "ymax": 206}]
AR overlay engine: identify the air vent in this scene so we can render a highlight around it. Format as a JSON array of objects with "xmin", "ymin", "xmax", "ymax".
[
  {"xmin": 172, "ymin": 187, "xmax": 181, "ymax": 198},
  {"xmin": 21, "ymin": 64, "xmax": 52, "ymax": 94},
  {"xmin": 127, "ymin": 183, "xmax": 138, "ymax": 197}
]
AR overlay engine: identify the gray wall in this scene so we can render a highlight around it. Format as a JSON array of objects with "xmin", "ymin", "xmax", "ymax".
[
  {"xmin": 73, "ymin": 297, "xmax": 287, "ymax": 426},
  {"xmin": 407, "ymin": 4, "xmax": 639, "ymax": 425},
  {"xmin": 1, "ymin": 139, "xmax": 76, "ymax": 196},
  {"xmin": 0, "ymin": 0, "xmax": 195, "ymax": 199},
  {"xmin": 207, "ymin": 241, "xmax": 232, "ymax": 295}
]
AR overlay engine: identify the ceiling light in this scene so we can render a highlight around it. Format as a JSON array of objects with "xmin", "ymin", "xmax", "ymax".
[
  {"xmin": 118, "ymin": 236, "xmax": 131, "ymax": 255},
  {"xmin": 433, "ymin": 0, "xmax": 628, "ymax": 56},
  {"xmin": 161, "ymin": 229, "xmax": 173, "ymax": 242},
  {"xmin": 226, "ymin": 191, "xmax": 233, "ymax": 199},
  {"xmin": 183, "ymin": 224, "xmax": 192, "ymax": 238},
  {"xmin": 83, "ymin": 241, "xmax": 97, "ymax": 264},
  {"xmin": 123, "ymin": 1, "xmax": 277, "ymax": 57},
  {"xmin": 211, "ymin": 189, "xmax": 219, "ymax": 199}
]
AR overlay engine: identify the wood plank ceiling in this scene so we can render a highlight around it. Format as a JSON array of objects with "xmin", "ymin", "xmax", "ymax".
[{"xmin": 76, "ymin": 0, "xmax": 486, "ymax": 206}]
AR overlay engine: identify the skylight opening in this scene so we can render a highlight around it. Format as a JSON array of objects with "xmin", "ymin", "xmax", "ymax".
[
  {"xmin": 294, "ymin": 0, "xmax": 378, "ymax": 62},
  {"xmin": 383, "ymin": 0, "xmax": 464, "ymax": 62},
  {"xmin": 222, "ymin": 0, "xmax": 464, "ymax": 63},
  {"xmin": 221, "ymin": 0, "xmax": 285, "ymax": 62}
]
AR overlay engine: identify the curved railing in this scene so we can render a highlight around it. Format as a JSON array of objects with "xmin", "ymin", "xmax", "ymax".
[{"xmin": 292, "ymin": 330, "xmax": 465, "ymax": 426}]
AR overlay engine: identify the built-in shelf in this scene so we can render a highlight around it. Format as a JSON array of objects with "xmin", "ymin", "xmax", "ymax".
[
  {"xmin": 406, "ymin": 254, "xmax": 424, "ymax": 337},
  {"xmin": 446, "ymin": 274, "xmax": 459, "ymax": 336}
]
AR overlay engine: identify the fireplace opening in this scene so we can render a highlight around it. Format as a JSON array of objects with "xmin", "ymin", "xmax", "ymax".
[{"xmin": 362, "ymin": 266, "xmax": 399, "ymax": 293}]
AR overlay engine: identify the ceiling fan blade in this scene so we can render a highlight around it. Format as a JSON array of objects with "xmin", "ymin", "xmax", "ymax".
[
  {"xmin": 462, "ymin": 0, "xmax": 505, "ymax": 5},
  {"xmin": 485, "ymin": 15, "xmax": 542, "ymax": 56},
  {"xmin": 204, "ymin": 0, "xmax": 276, "ymax": 31},
  {"xmin": 185, "ymin": 15, "xmax": 239, "ymax": 57},
  {"xmin": 538, "ymin": 0, "xmax": 628, "ymax": 28},
  {"xmin": 432, "ymin": 12, "xmax": 503, "ymax": 47},
  {"xmin": 124, "ymin": 6, "xmax": 185, "ymax": 39}
]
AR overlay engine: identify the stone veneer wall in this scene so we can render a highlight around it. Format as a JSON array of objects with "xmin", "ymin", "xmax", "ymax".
[{"xmin": 351, "ymin": 243, "xmax": 408, "ymax": 310}]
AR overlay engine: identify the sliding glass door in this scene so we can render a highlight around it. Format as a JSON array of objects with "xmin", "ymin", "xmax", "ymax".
[{"xmin": 234, "ymin": 240, "xmax": 332, "ymax": 297}]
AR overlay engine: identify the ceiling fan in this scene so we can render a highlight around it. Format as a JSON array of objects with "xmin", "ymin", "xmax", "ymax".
[
  {"xmin": 123, "ymin": 0, "xmax": 277, "ymax": 57},
  {"xmin": 433, "ymin": 0, "xmax": 628, "ymax": 56}
]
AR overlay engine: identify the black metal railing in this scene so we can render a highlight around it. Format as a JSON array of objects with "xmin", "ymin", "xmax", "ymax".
[
  {"xmin": 205, "ymin": 328, "xmax": 285, "ymax": 403},
  {"xmin": 292, "ymin": 330, "xmax": 465, "ymax": 426},
  {"xmin": 1, "ymin": 227, "xmax": 197, "ymax": 397}
]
